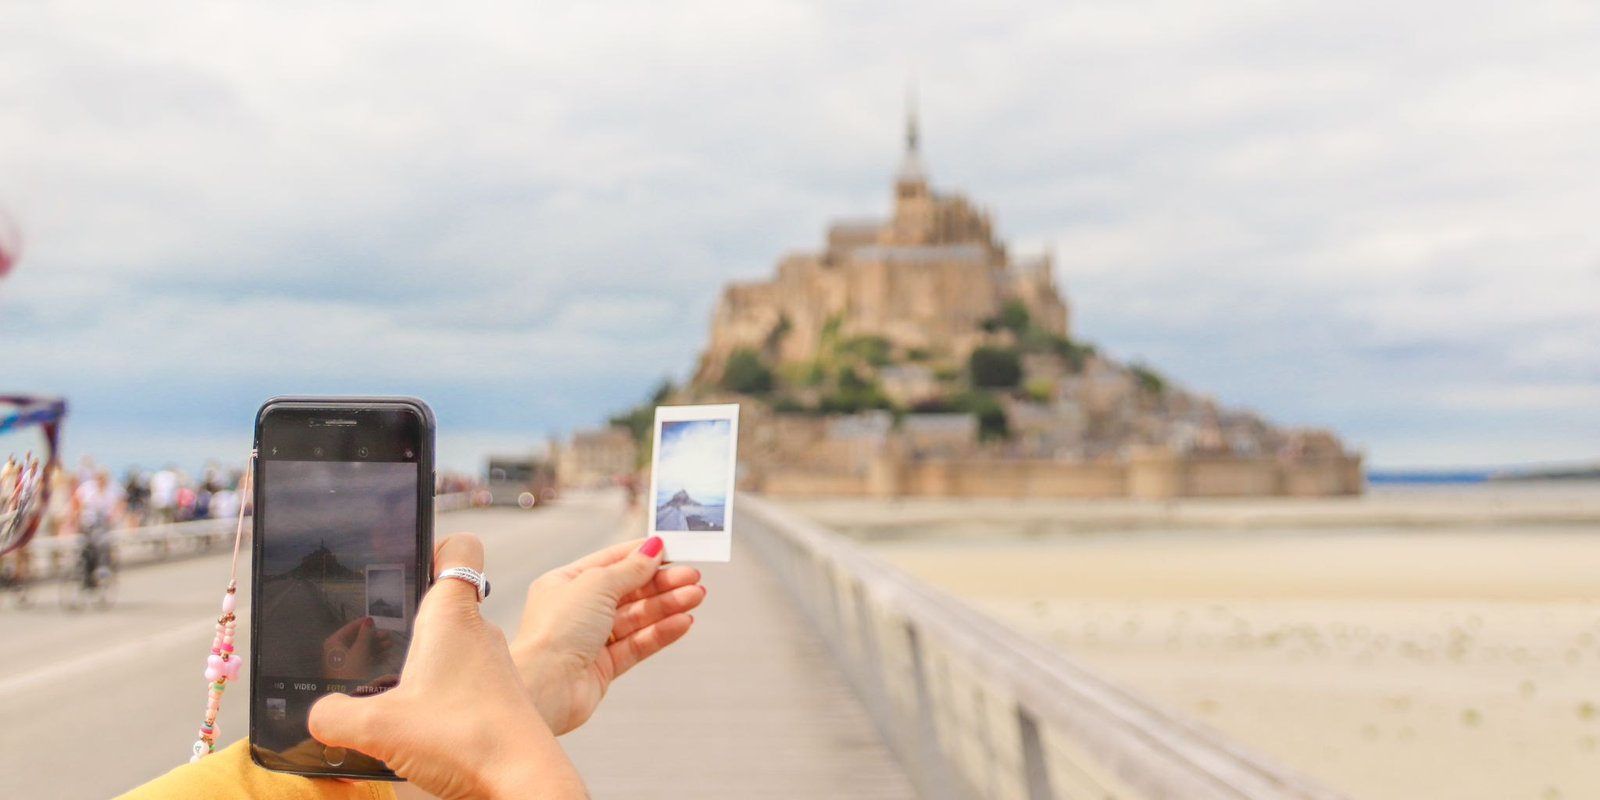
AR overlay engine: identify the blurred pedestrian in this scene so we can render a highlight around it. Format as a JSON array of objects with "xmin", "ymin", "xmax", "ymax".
[
  {"xmin": 73, "ymin": 469, "xmax": 123, "ymax": 589},
  {"xmin": 74, "ymin": 469, "xmax": 124, "ymax": 534},
  {"xmin": 209, "ymin": 485, "xmax": 239, "ymax": 522},
  {"xmin": 149, "ymin": 465, "xmax": 179, "ymax": 525},
  {"xmin": 123, "ymin": 467, "xmax": 149, "ymax": 528}
]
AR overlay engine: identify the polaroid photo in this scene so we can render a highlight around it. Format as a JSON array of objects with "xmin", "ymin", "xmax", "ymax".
[
  {"xmin": 364, "ymin": 563, "xmax": 407, "ymax": 632},
  {"xmin": 648, "ymin": 403, "xmax": 739, "ymax": 562}
]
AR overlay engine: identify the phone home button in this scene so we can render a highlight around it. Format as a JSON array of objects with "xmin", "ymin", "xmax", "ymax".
[{"xmin": 322, "ymin": 746, "xmax": 347, "ymax": 767}]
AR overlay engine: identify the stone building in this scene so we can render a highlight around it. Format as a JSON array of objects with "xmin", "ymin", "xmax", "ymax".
[
  {"xmin": 696, "ymin": 106, "xmax": 1069, "ymax": 384},
  {"xmin": 557, "ymin": 426, "xmax": 637, "ymax": 489}
]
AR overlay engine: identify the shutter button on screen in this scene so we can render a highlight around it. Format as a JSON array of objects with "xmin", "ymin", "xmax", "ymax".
[{"xmin": 322, "ymin": 746, "xmax": 347, "ymax": 767}]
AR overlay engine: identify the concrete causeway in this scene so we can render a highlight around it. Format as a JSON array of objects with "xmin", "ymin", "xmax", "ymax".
[{"xmin": 0, "ymin": 490, "xmax": 913, "ymax": 798}]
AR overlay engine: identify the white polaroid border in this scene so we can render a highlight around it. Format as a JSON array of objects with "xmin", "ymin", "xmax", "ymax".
[
  {"xmin": 365, "ymin": 563, "xmax": 408, "ymax": 632},
  {"xmin": 647, "ymin": 403, "xmax": 739, "ymax": 562}
]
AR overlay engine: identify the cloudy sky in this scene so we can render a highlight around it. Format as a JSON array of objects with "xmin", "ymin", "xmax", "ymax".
[
  {"xmin": 656, "ymin": 419, "xmax": 735, "ymax": 506},
  {"xmin": 1, "ymin": 0, "xmax": 1596, "ymax": 473}
]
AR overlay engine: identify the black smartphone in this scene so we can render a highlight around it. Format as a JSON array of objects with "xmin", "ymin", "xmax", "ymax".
[{"xmin": 248, "ymin": 396, "xmax": 435, "ymax": 779}]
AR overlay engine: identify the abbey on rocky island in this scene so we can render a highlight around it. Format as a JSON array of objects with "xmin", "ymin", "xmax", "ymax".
[{"xmin": 671, "ymin": 105, "xmax": 1363, "ymax": 499}]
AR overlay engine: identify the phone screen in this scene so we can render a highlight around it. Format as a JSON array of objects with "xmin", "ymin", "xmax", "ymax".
[{"xmin": 250, "ymin": 401, "xmax": 431, "ymax": 777}]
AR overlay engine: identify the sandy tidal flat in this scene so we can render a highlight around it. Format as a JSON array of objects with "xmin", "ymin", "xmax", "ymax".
[{"xmin": 794, "ymin": 486, "xmax": 1600, "ymax": 800}]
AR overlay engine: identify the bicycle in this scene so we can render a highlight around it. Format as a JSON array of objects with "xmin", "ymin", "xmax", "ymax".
[
  {"xmin": 0, "ymin": 553, "xmax": 30, "ymax": 609},
  {"xmin": 59, "ymin": 530, "xmax": 116, "ymax": 611}
]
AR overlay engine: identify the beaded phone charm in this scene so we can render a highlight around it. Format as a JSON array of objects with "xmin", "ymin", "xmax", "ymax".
[{"xmin": 190, "ymin": 449, "xmax": 255, "ymax": 762}]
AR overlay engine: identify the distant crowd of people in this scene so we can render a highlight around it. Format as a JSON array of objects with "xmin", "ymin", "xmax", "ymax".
[
  {"xmin": 2, "ymin": 455, "xmax": 486, "ymax": 588},
  {"xmin": 8, "ymin": 455, "xmax": 488, "ymax": 544},
  {"xmin": 44, "ymin": 458, "xmax": 249, "ymax": 539}
]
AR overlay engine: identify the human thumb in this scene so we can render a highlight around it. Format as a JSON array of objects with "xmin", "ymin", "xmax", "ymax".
[
  {"xmin": 308, "ymin": 691, "xmax": 378, "ymax": 752},
  {"xmin": 597, "ymin": 536, "xmax": 665, "ymax": 599}
]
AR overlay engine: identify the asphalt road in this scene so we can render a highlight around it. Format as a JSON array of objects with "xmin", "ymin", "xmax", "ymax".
[
  {"xmin": 0, "ymin": 491, "xmax": 630, "ymax": 799},
  {"xmin": 656, "ymin": 505, "xmax": 687, "ymax": 530}
]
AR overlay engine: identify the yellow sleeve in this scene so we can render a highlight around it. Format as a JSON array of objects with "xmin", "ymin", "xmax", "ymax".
[{"xmin": 116, "ymin": 740, "xmax": 398, "ymax": 800}]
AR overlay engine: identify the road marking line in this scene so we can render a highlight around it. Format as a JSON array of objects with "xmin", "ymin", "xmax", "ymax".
[{"xmin": 0, "ymin": 619, "xmax": 208, "ymax": 700}]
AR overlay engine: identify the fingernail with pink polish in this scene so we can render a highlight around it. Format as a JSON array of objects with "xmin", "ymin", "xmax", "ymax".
[{"xmin": 639, "ymin": 536, "xmax": 663, "ymax": 557}]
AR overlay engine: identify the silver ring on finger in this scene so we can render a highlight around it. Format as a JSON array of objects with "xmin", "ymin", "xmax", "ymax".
[{"xmin": 436, "ymin": 566, "xmax": 490, "ymax": 602}]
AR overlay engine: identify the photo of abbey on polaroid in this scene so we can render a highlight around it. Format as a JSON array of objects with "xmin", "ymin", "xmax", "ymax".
[{"xmin": 648, "ymin": 403, "xmax": 739, "ymax": 562}]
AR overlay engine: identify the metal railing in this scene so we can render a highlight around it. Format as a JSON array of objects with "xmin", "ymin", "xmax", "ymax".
[
  {"xmin": 740, "ymin": 493, "xmax": 1346, "ymax": 800},
  {"xmin": 18, "ymin": 492, "xmax": 477, "ymax": 580}
]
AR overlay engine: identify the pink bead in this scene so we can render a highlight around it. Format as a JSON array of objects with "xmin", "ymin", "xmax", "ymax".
[
  {"xmin": 222, "ymin": 593, "xmax": 236, "ymax": 613},
  {"xmin": 204, "ymin": 667, "xmax": 220, "ymax": 681},
  {"xmin": 221, "ymin": 643, "xmax": 234, "ymax": 653},
  {"xmin": 208, "ymin": 654, "xmax": 222, "ymax": 669},
  {"xmin": 223, "ymin": 659, "xmax": 243, "ymax": 679}
]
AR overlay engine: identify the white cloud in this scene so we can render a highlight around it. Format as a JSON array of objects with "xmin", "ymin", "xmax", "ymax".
[
  {"xmin": 1, "ymin": 0, "xmax": 1597, "ymax": 471},
  {"xmin": 655, "ymin": 420, "xmax": 733, "ymax": 503}
]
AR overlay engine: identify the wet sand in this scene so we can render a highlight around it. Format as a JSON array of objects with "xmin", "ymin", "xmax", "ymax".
[{"xmin": 789, "ymin": 484, "xmax": 1600, "ymax": 800}]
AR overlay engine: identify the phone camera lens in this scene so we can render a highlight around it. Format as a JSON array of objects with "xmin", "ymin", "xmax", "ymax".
[
  {"xmin": 312, "ymin": 446, "xmax": 325, "ymax": 457},
  {"xmin": 358, "ymin": 447, "xmax": 370, "ymax": 458}
]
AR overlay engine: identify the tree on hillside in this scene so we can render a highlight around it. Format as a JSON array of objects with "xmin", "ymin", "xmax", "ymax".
[
  {"xmin": 969, "ymin": 346, "xmax": 1023, "ymax": 389},
  {"xmin": 838, "ymin": 334, "xmax": 893, "ymax": 366},
  {"xmin": 609, "ymin": 377, "xmax": 678, "ymax": 463},
  {"xmin": 817, "ymin": 366, "xmax": 893, "ymax": 413},
  {"xmin": 722, "ymin": 348, "xmax": 775, "ymax": 395},
  {"xmin": 953, "ymin": 390, "xmax": 1009, "ymax": 442},
  {"xmin": 982, "ymin": 300, "xmax": 1032, "ymax": 334},
  {"xmin": 999, "ymin": 300, "xmax": 1031, "ymax": 333},
  {"xmin": 1129, "ymin": 362, "xmax": 1166, "ymax": 395},
  {"xmin": 650, "ymin": 378, "xmax": 676, "ymax": 405}
]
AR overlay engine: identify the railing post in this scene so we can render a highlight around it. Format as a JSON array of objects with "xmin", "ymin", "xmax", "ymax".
[
  {"xmin": 1018, "ymin": 705, "xmax": 1054, "ymax": 800},
  {"xmin": 850, "ymin": 581, "xmax": 888, "ymax": 723},
  {"xmin": 905, "ymin": 622, "xmax": 960, "ymax": 800}
]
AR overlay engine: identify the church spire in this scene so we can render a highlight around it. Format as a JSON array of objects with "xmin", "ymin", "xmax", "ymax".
[
  {"xmin": 905, "ymin": 86, "xmax": 920, "ymax": 156},
  {"xmin": 897, "ymin": 84, "xmax": 926, "ymax": 187}
]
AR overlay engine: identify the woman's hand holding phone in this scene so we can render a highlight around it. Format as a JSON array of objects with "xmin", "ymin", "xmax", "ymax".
[
  {"xmin": 304, "ymin": 532, "xmax": 705, "ymax": 798},
  {"xmin": 511, "ymin": 536, "xmax": 707, "ymax": 735},
  {"xmin": 308, "ymin": 535, "xmax": 586, "ymax": 800}
]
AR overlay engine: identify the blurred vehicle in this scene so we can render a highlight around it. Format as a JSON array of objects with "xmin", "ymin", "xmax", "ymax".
[{"xmin": 484, "ymin": 456, "xmax": 558, "ymax": 508}]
